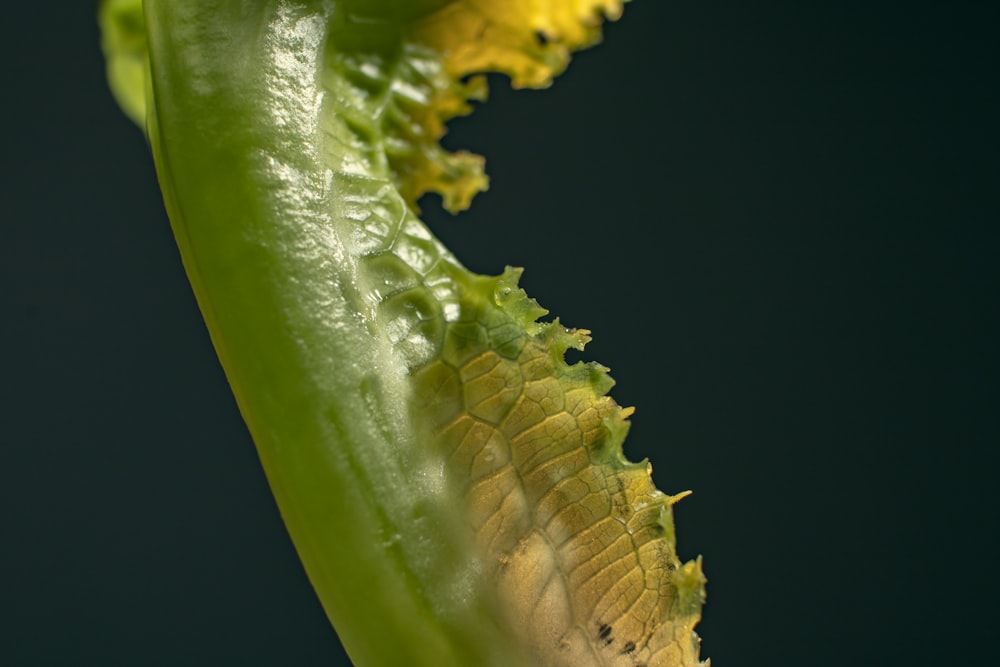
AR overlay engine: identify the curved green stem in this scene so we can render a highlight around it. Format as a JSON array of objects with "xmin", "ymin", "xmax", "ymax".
[{"xmin": 102, "ymin": 1, "xmax": 706, "ymax": 665}]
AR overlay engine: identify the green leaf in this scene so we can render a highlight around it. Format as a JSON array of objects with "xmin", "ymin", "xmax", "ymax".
[
  {"xmin": 100, "ymin": 1, "xmax": 706, "ymax": 665},
  {"xmin": 99, "ymin": 0, "xmax": 149, "ymax": 128}
]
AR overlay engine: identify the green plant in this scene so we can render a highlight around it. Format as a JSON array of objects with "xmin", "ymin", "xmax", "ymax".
[{"xmin": 100, "ymin": 0, "xmax": 706, "ymax": 664}]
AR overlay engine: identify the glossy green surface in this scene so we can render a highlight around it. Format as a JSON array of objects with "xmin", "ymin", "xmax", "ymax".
[
  {"xmin": 103, "ymin": 1, "xmax": 705, "ymax": 665},
  {"xmin": 143, "ymin": 2, "xmax": 523, "ymax": 664}
]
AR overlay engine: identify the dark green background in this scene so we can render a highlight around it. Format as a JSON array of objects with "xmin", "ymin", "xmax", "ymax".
[{"xmin": 3, "ymin": 2, "xmax": 997, "ymax": 665}]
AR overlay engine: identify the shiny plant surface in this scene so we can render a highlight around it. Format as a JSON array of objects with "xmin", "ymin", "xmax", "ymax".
[{"xmin": 100, "ymin": 1, "xmax": 706, "ymax": 665}]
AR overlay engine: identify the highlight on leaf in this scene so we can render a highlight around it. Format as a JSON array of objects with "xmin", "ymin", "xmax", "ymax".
[{"xmin": 99, "ymin": 1, "xmax": 707, "ymax": 665}]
